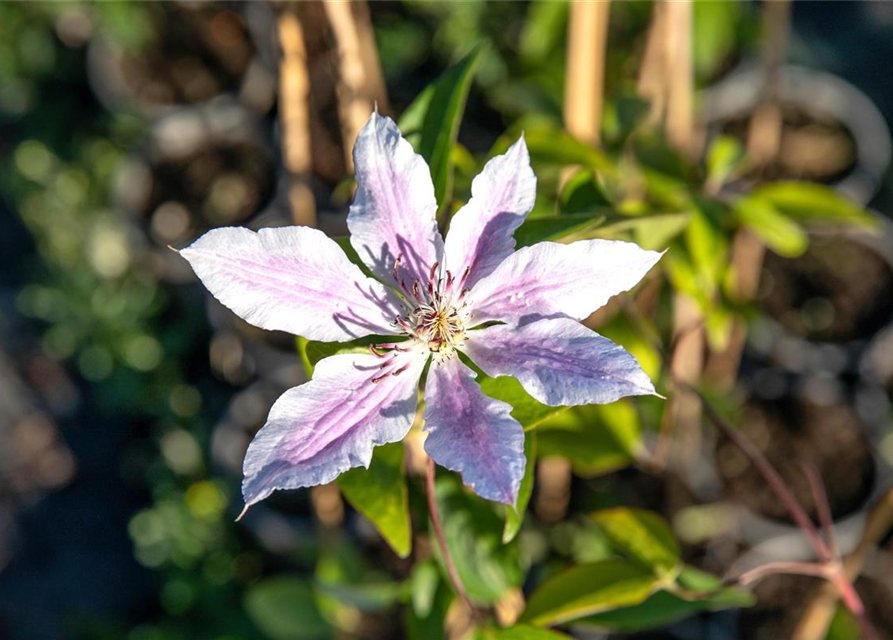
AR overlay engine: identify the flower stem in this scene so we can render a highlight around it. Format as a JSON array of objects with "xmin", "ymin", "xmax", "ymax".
[{"xmin": 426, "ymin": 456, "xmax": 478, "ymax": 617}]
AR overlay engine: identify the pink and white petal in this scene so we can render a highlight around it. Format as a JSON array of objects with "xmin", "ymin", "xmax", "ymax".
[
  {"xmin": 348, "ymin": 112, "xmax": 444, "ymax": 287},
  {"xmin": 181, "ymin": 226, "xmax": 403, "ymax": 342},
  {"xmin": 462, "ymin": 318, "xmax": 654, "ymax": 407},
  {"xmin": 242, "ymin": 351, "xmax": 426, "ymax": 507},
  {"xmin": 443, "ymin": 136, "xmax": 536, "ymax": 289},
  {"xmin": 423, "ymin": 356, "xmax": 525, "ymax": 505},
  {"xmin": 465, "ymin": 240, "xmax": 662, "ymax": 324}
]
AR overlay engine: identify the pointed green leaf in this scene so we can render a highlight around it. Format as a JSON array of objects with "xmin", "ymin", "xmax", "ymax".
[
  {"xmin": 752, "ymin": 181, "xmax": 878, "ymax": 229},
  {"xmin": 589, "ymin": 508, "xmax": 680, "ymax": 579},
  {"xmin": 244, "ymin": 577, "xmax": 331, "ymax": 640},
  {"xmin": 337, "ymin": 442, "xmax": 411, "ymax": 558},
  {"xmin": 401, "ymin": 48, "xmax": 483, "ymax": 207},
  {"xmin": 514, "ymin": 213, "xmax": 606, "ymax": 248},
  {"xmin": 504, "ymin": 430, "xmax": 536, "ymax": 543},
  {"xmin": 521, "ymin": 559, "xmax": 660, "ymax": 626},
  {"xmin": 477, "ymin": 375, "xmax": 571, "ymax": 431},
  {"xmin": 733, "ymin": 195, "xmax": 808, "ymax": 258},
  {"xmin": 434, "ymin": 474, "xmax": 524, "ymax": 605},
  {"xmin": 479, "ymin": 624, "xmax": 573, "ymax": 640}
]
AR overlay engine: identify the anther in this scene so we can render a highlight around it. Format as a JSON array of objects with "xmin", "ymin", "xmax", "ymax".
[
  {"xmin": 428, "ymin": 261, "xmax": 440, "ymax": 284},
  {"xmin": 371, "ymin": 372, "xmax": 390, "ymax": 384},
  {"xmin": 392, "ymin": 363, "xmax": 411, "ymax": 376}
]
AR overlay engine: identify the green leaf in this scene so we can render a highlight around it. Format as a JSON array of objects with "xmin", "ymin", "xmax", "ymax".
[
  {"xmin": 514, "ymin": 213, "xmax": 606, "ymax": 247},
  {"xmin": 733, "ymin": 195, "xmax": 808, "ymax": 258},
  {"xmin": 337, "ymin": 442, "xmax": 411, "ymax": 558},
  {"xmin": 478, "ymin": 375, "xmax": 571, "ymax": 431},
  {"xmin": 591, "ymin": 212, "xmax": 691, "ymax": 251},
  {"xmin": 519, "ymin": 0, "xmax": 569, "ymax": 63},
  {"xmin": 576, "ymin": 585, "xmax": 754, "ymax": 633},
  {"xmin": 521, "ymin": 559, "xmax": 660, "ymax": 627},
  {"xmin": 479, "ymin": 624, "xmax": 572, "ymax": 640},
  {"xmin": 752, "ymin": 181, "xmax": 878, "ymax": 229},
  {"xmin": 435, "ymin": 474, "xmax": 524, "ymax": 606},
  {"xmin": 405, "ymin": 48, "xmax": 483, "ymax": 207},
  {"xmin": 504, "ymin": 431, "xmax": 536, "ymax": 543},
  {"xmin": 706, "ymin": 135, "xmax": 746, "ymax": 188},
  {"xmin": 589, "ymin": 508, "xmax": 681, "ymax": 579},
  {"xmin": 522, "ymin": 123, "xmax": 612, "ymax": 173},
  {"xmin": 314, "ymin": 580, "xmax": 401, "ymax": 613},
  {"xmin": 409, "ymin": 560, "xmax": 442, "ymax": 618},
  {"xmin": 296, "ymin": 335, "xmax": 387, "ymax": 377},
  {"xmin": 245, "ymin": 577, "xmax": 331, "ymax": 640},
  {"xmin": 536, "ymin": 402, "xmax": 642, "ymax": 477}
]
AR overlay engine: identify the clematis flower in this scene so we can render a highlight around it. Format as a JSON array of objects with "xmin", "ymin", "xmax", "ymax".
[{"xmin": 181, "ymin": 112, "xmax": 661, "ymax": 509}]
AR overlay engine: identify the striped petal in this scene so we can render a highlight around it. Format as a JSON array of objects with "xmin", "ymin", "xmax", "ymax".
[
  {"xmin": 181, "ymin": 226, "xmax": 402, "ymax": 342},
  {"xmin": 462, "ymin": 318, "xmax": 654, "ymax": 407},
  {"xmin": 348, "ymin": 112, "xmax": 444, "ymax": 289},
  {"xmin": 465, "ymin": 239, "xmax": 662, "ymax": 325},
  {"xmin": 242, "ymin": 351, "xmax": 426, "ymax": 507},
  {"xmin": 443, "ymin": 136, "xmax": 536, "ymax": 289},
  {"xmin": 423, "ymin": 356, "xmax": 525, "ymax": 505}
]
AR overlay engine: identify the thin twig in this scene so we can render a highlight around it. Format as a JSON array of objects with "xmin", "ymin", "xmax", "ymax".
[
  {"xmin": 426, "ymin": 457, "xmax": 480, "ymax": 619},
  {"xmin": 682, "ymin": 381, "xmax": 831, "ymax": 562},
  {"xmin": 729, "ymin": 561, "xmax": 829, "ymax": 587},
  {"xmin": 801, "ymin": 462, "xmax": 840, "ymax": 561}
]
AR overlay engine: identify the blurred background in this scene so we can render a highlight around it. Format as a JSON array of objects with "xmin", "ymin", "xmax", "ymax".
[{"xmin": 4, "ymin": 1, "xmax": 893, "ymax": 639}]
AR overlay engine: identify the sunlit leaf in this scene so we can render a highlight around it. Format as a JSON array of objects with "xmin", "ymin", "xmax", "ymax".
[
  {"xmin": 402, "ymin": 48, "xmax": 483, "ymax": 207},
  {"xmin": 504, "ymin": 430, "xmax": 536, "ymax": 543},
  {"xmin": 478, "ymin": 374, "xmax": 571, "ymax": 432},
  {"xmin": 314, "ymin": 580, "xmax": 402, "ymax": 613},
  {"xmin": 337, "ymin": 442, "xmax": 411, "ymax": 558},
  {"xmin": 435, "ymin": 474, "xmax": 524, "ymax": 606},
  {"xmin": 752, "ymin": 181, "xmax": 878, "ymax": 229},
  {"xmin": 537, "ymin": 401, "xmax": 642, "ymax": 477},
  {"xmin": 296, "ymin": 336, "xmax": 375, "ymax": 378},
  {"xmin": 589, "ymin": 508, "xmax": 680, "ymax": 579},
  {"xmin": 514, "ymin": 213, "xmax": 606, "ymax": 247},
  {"xmin": 521, "ymin": 559, "xmax": 660, "ymax": 627},
  {"xmin": 478, "ymin": 624, "xmax": 573, "ymax": 640},
  {"xmin": 245, "ymin": 577, "xmax": 331, "ymax": 640},
  {"xmin": 576, "ymin": 584, "xmax": 754, "ymax": 633},
  {"xmin": 733, "ymin": 195, "xmax": 808, "ymax": 258},
  {"xmin": 706, "ymin": 135, "xmax": 747, "ymax": 188}
]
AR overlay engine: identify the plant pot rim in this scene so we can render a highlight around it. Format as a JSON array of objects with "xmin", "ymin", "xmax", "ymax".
[{"xmin": 700, "ymin": 62, "xmax": 892, "ymax": 207}]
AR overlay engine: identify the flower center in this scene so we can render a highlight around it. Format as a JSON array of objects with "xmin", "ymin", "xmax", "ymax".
[{"xmin": 368, "ymin": 257, "xmax": 471, "ymax": 382}]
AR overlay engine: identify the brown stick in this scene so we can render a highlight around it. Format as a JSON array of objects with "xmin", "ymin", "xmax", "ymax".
[
  {"xmin": 426, "ymin": 457, "xmax": 478, "ymax": 617},
  {"xmin": 564, "ymin": 0, "xmax": 611, "ymax": 146},
  {"xmin": 278, "ymin": 7, "xmax": 317, "ymax": 227},
  {"xmin": 663, "ymin": 0, "xmax": 693, "ymax": 156},
  {"xmin": 323, "ymin": 0, "xmax": 385, "ymax": 169},
  {"xmin": 730, "ymin": 561, "xmax": 830, "ymax": 587}
]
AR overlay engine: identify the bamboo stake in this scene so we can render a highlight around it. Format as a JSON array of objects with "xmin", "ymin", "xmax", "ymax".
[
  {"xmin": 664, "ymin": 0, "xmax": 693, "ymax": 156},
  {"xmin": 278, "ymin": 7, "xmax": 317, "ymax": 227},
  {"xmin": 324, "ymin": 0, "xmax": 385, "ymax": 169},
  {"xmin": 564, "ymin": 0, "xmax": 611, "ymax": 146}
]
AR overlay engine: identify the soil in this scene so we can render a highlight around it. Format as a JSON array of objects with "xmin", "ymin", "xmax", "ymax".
[
  {"xmin": 720, "ymin": 104, "xmax": 857, "ymax": 184},
  {"xmin": 738, "ymin": 574, "xmax": 893, "ymax": 640},
  {"xmin": 717, "ymin": 393, "xmax": 875, "ymax": 522},
  {"xmin": 145, "ymin": 141, "xmax": 275, "ymax": 247},
  {"xmin": 118, "ymin": 4, "xmax": 254, "ymax": 109},
  {"xmin": 759, "ymin": 234, "xmax": 893, "ymax": 343}
]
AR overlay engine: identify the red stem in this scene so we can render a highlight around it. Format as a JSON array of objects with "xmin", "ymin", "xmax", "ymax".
[{"xmin": 426, "ymin": 457, "xmax": 479, "ymax": 617}]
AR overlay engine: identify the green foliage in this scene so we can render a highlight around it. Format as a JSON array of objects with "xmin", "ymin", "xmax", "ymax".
[
  {"xmin": 477, "ymin": 624, "xmax": 572, "ymax": 640},
  {"xmin": 337, "ymin": 442, "xmax": 412, "ymax": 558},
  {"xmin": 733, "ymin": 195, "xmax": 808, "ymax": 258},
  {"xmin": 244, "ymin": 578, "xmax": 331, "ymax": 640},
  {"xmin": 434, "ymin": 475, "xmax": 524, "ymax": 605},
  {"xmin": 753, "ymin": 181, "xmax": 879, "ymax": 228},
  {"xmin": 589, "ymin": 508, "xmax": 680, "ymax": 579},
  {"xmin": 478, "ymin": 375, "xmax": 571, "ymax": 432},
  {"xmin": 522, "ymin": 559, "xmax": 661, "ymax": 626}
]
